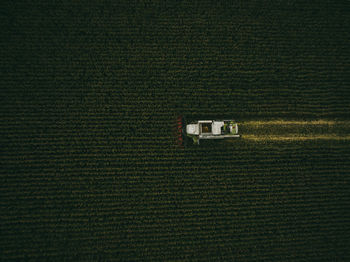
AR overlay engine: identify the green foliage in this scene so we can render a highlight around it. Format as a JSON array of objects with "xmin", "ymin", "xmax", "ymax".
[{"xmin": 2, "ymin": 1, "xmax": 349, "ymax": 261}]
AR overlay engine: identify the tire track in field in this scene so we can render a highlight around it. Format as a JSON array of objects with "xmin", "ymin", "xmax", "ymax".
[{"xmin": 237, "ymin": 120, "xmax": 350, "ymax": 142}]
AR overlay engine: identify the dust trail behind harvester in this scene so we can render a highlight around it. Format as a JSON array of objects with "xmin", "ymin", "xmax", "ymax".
[{"xmin": 236, "ymin": 120, "xmax": 350, "ymax": 142}]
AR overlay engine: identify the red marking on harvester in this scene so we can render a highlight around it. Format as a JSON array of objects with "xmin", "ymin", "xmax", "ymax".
[{"xmin": 175, "ymin": 115, "xmax": 184, "ymax": 147}]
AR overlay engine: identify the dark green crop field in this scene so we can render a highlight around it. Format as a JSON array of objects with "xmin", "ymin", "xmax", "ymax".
[{"xmin": 1, "ymin": 1, "xmax": 350, "ymax": 261}]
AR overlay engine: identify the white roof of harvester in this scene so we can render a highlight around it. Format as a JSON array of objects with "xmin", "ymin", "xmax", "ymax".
[
  {"xmin": 186, "ymin": 124, "xmax": 199, "ymax": 135},
  {"xmin": 212, "ymin": 121, "xmax": 224, "ymax": 135}
]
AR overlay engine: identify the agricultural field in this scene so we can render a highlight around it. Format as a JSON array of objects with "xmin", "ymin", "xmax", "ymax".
[{"xmin": 1, "ymin": 1, "xmax": 350, "ymax": 261}]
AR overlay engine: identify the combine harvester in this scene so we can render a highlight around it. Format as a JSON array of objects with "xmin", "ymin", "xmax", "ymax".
[{"xmin": 176, "ymin": 116, "xmax": 240, "ymax": 146}]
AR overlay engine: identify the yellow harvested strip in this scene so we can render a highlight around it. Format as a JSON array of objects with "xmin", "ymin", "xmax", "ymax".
[
  {"xmin": 234, "ymin": 120, "xmax": 350, "ymax": 142},
  {"xmin": 241, "ymin": 120, "xmax": 350, "ymax": 126},
  {"xmin": 242, "ymin": 134, "xmax": 350, "ymax": 141}
]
